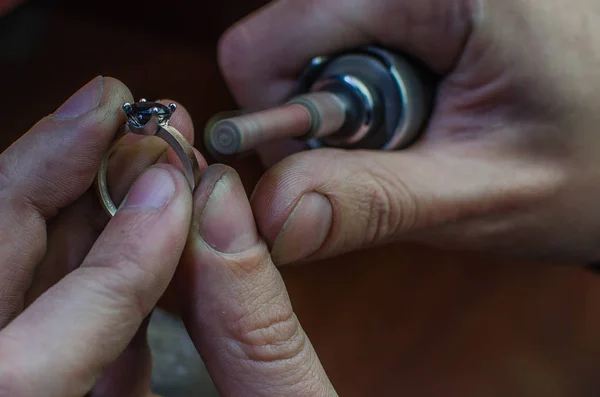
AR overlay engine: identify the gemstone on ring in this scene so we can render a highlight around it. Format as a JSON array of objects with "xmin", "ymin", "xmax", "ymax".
[{"xmin": 123, "ymin": 100, "xmax": 177, "ymax": 128}]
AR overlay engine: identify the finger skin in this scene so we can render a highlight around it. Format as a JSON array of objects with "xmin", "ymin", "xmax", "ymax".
[
  {"xmin": 249, "ymin": 146, "xmax": 566, "ymax": 266},
  {"xmin": 89, "ymin": 317, "xmax": 153, "ymax": 397},
  {"xmin": 176, "ymin": 165, "xmax": 337, "ymax": 397},
  {"xmin": 0, "ymin": 76, "xmax": 132, "ymax": 327},
  {"xmin": 0, "ymin": 76, "xmax": 131, "ymax": 217},
  {"xmin": 0, "ymin": 164, "xmax": 192, "ymax": 397}
]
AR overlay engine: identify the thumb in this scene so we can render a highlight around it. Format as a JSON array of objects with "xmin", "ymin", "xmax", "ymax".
[
  {"xmin": 250, "ymin": 146, "xmax": 563, "ymax": 265},
  {"xmin": 176, "ymin": 164, "xmax": 337, "ymax": 397}
]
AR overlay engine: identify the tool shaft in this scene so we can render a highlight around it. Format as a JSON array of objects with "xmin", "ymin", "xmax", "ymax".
[{"xmin": 208, "ymin": 92, "xmax": 347, "ymax": 155}]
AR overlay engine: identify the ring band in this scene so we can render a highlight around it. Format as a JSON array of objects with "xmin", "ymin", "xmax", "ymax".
[{"xmin": 95, "ymin": 99, "xmax": 201, "ymax": 217}]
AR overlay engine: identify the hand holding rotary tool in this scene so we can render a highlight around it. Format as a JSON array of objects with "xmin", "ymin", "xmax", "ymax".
[
  {"xmin": 210, "ymin": 0, "xmax": 600, "ymax": 267},
  {"xmin": 205, "ymin": 46, "xmax": 436, "ymax": 156}
]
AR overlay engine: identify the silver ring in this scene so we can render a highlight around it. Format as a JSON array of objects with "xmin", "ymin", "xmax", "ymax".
[{"xmin": 95, "ymin": 99, "xmax": 201, "ymax": 217}]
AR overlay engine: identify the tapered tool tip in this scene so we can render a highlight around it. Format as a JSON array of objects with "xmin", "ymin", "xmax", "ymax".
[{"xmin": 208, "ymin": 120, "xmax": 243, "ymax": 155}]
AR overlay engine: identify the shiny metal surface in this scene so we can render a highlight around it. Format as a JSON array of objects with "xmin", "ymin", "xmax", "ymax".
[
  {"xmin": 366, "ymin": 47, "xmax": 431, "ymax": 150},
  {"xmin": 302, "ymin": 46, "xmax": 433, "ymax": 151},
  {"xmin": 204, "ymin": 46, "xmax": 432, "ymax": 154},
  {"xmin": 310, "ymin": 74, "xmax": 376, "ymax": 145}
]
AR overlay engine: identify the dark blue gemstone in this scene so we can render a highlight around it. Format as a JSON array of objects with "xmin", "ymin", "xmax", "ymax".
[{"xmin": 129, "ymin": 102, "xmax": 171, "ymax": 126}]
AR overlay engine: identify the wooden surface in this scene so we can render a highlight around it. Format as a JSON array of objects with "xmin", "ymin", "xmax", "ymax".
[{"xmin": 2, "ymin": 2, "xmax": 600, "ymax": 396}]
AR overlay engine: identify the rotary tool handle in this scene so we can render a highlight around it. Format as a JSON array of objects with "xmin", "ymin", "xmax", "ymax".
[
  {"xmin": 204, "ymin": 46, "xmax": 437, "ymax": 158},
  {"xmin": 298, "ymin": 46, "xmax": 437, "ymax": 151}
]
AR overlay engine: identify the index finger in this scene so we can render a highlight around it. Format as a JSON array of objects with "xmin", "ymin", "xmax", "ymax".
[
  {"xmin": 217, "ymin": 0, "xmax": 473, "ymax": 107},
  {"xmin": 176, "ymin": 164, "xmax": 337, "ymax": 396}
]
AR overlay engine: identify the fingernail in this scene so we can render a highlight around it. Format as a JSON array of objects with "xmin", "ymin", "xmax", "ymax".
[
  {"xmin": 122, "ymin": 167, "xmax": 175, "ymax": 211},
  {"xmin": 54, "ymin": 76, "xmax": 104, "ymax": 119},
  {"xmin": 271, "ymin": 193, "xmax": 332, "ymax": 265},
  {"xmin": 198, "ymin": 172, "xmax": 258, "ymax": 254}
]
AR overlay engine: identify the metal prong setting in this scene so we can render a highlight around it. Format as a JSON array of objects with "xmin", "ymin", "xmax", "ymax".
[
  {"xmin": 122, "ymin": 103, "xmax": 132, "ymax": 116},
  {"xmin": 122, "ymin": 102, "xmax": 136, "ymax": 130},
  {"xmin": 122, "ymin": 98, "xmax": 176, "ymax": 135}
]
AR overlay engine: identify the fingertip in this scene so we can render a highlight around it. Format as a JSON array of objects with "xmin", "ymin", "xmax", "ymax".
[
  {"xmin": 216, "ymin": 13, "xmax": 298, "ymax": 108},
  {"xmin": 217, "ymin": 21, "xmax": 252, "ymax": 95},
  {"xmin": 2, "ymin": 75, "xmax": 136, "ymax": 218},
  {"xmin": 270, "ymin": 191, "xmax": 333, "ymax": 265},
  {"xmin": 118, "ymin": 163, "xmax": 193, "ymax": 214},
  {"xmin": 100, "ymin": 164, "xmax": 194, "ymax": 262},
  {"xmin": 100, "ymin": 76, "xmax": 135, "ymax": 115},
  {"xmin": 192, "ymin": 164, "xmax": 237, "ymax": 208},
  {"xmin": 71, "ymin": 75, "xmax": 133, "ymax": 140},
  {"xmin": 250, "ymin": 149, "xmax": 337, "ymax": 244},
  {"xmin": 154, "ymin": 162, "xmax": 196, "ymax": 204}
]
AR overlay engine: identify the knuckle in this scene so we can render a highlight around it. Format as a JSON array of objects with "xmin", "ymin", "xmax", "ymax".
[
  {"xmin": 211, "ymin": 242, "xmax": 313, "ymax": 367},
  {"xmin": 225, "ymin": 283, "xmax": 307, "ymax": 366},
  {"xmin": 225, "ymin": 303, "xmax": 320, "ymax": 391},
  {"xmin": 227, "ymin": 243, "xmax": 271, "ymax": 277},
  {"xmin": 356, "ymin": 165, "xmax": 419, "ymax": 245},
  {"xmin": 231, "ymin": 308, "xmax": 309, "ymax": 367}
]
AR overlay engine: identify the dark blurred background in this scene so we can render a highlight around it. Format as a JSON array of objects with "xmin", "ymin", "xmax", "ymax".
[
  {"xmin": 4, "ymin": 2, "xmax": 600, "ymax": 397},
  {"xmin": 0, "ymin": 0, "xmax": 268, "ymax": 150}
]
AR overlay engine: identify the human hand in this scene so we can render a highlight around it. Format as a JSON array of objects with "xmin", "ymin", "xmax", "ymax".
[
  {"xmin": 174, "ymin": 164, "xmax": 338, "ymax": 396},
  {"xmin": 0, "ymin": 76, "xmax": 207, "ymax": 396},
  {"xmin": 216, "ymin": 0, "xmax": 600, "ymax": 265}
]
